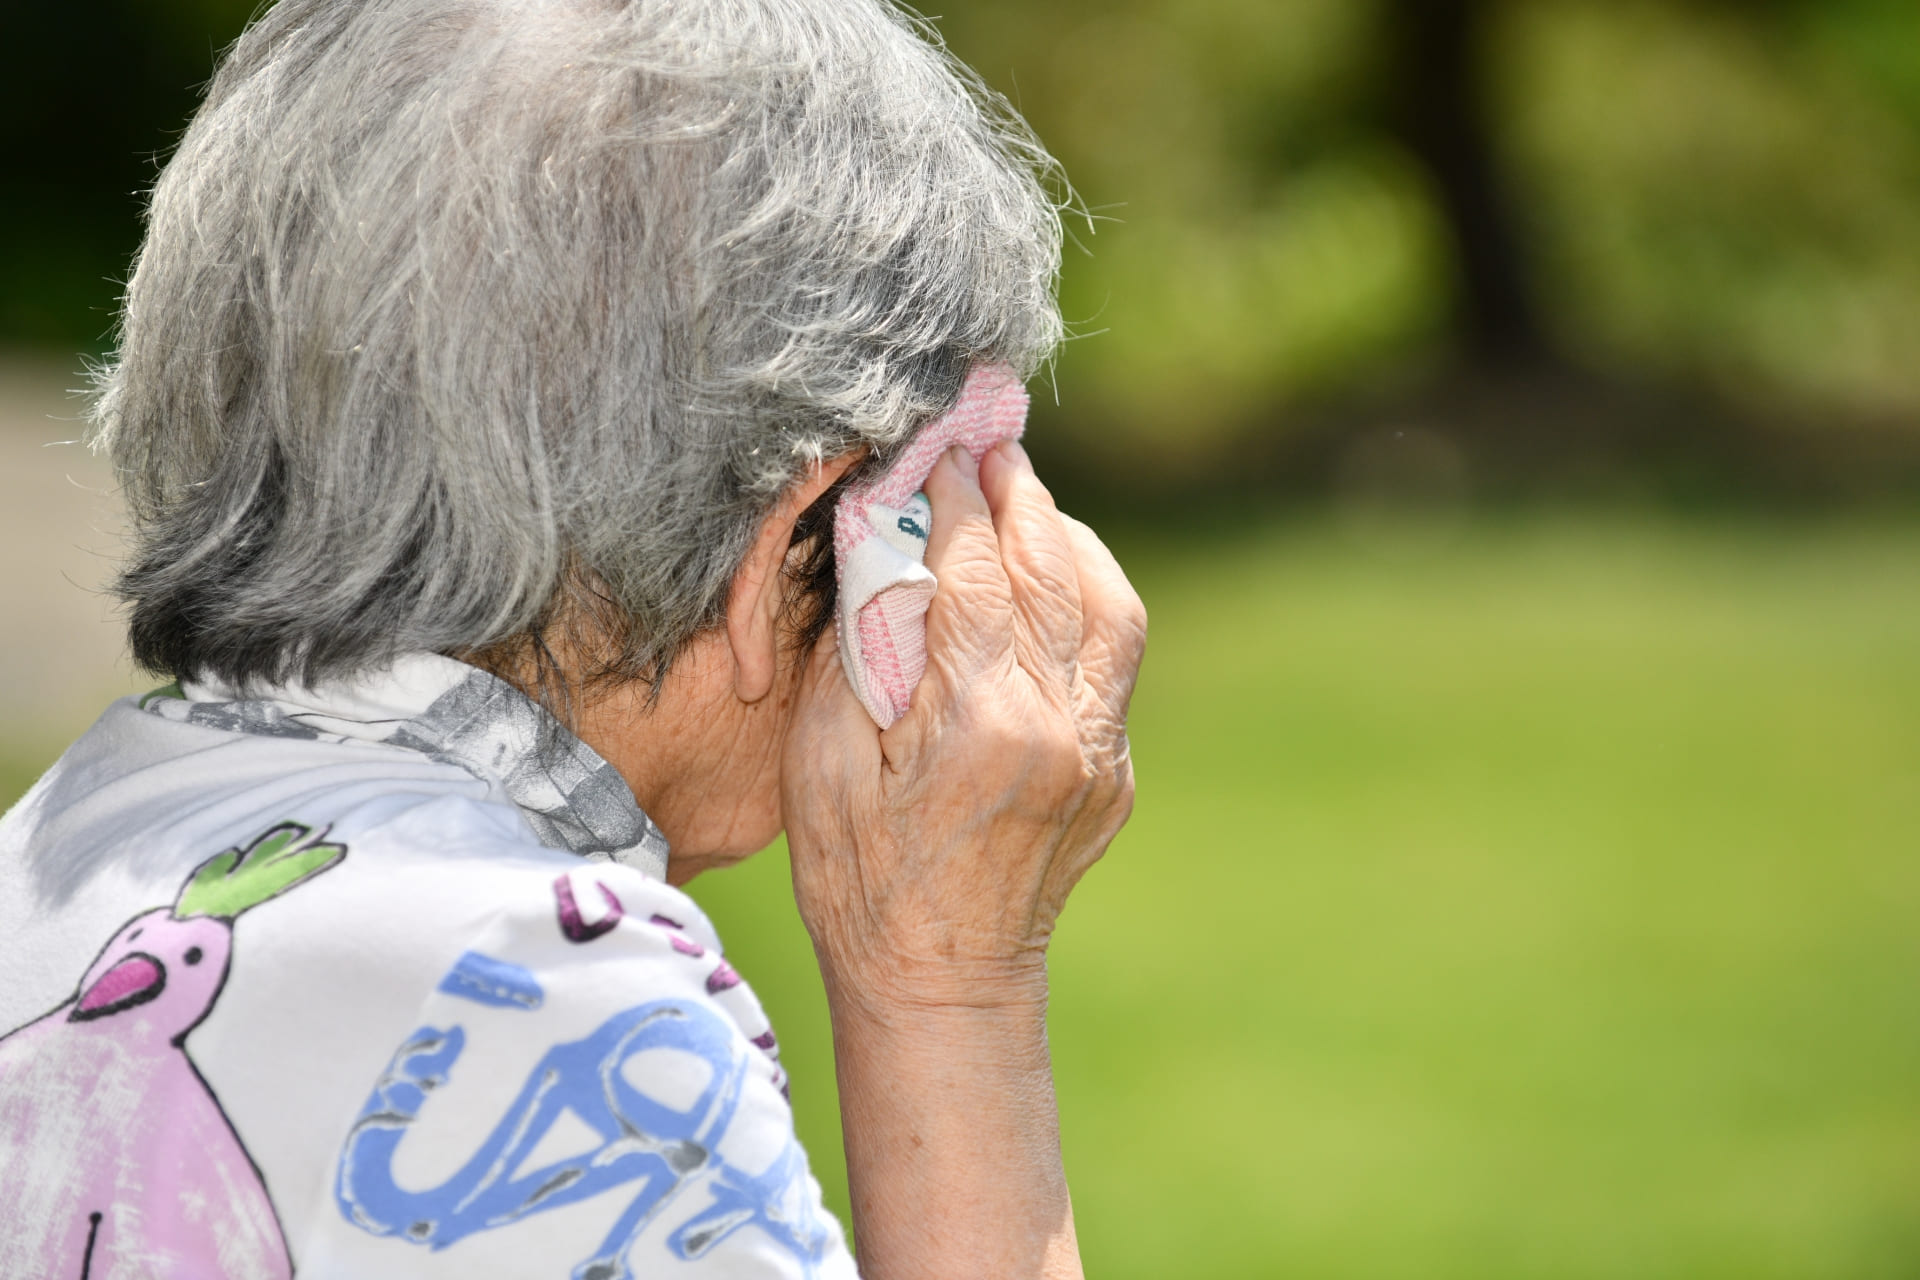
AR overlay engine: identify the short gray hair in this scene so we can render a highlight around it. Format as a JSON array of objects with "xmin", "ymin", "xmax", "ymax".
[{"xmin": 91, "ymin": 0, "xmax": 1064, "ymax": 693}]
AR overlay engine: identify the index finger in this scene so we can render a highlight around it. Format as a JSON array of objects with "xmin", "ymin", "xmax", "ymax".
[
  {"xmin": 919, "ymin": 446, "xmax": 1017, "ymax": 687},
  {"xmin": 979, "ymin": 441, "xmax": 1083, "ymax": 695}
]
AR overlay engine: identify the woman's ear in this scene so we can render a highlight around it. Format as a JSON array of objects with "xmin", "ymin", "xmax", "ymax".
[{"xmin": 726, "ymin": 453, "xmax": 863, "ymax": 703}]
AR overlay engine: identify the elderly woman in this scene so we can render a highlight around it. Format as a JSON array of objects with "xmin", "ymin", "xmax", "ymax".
[{"xmin": 0, "ymin": 0, "xmax": 1143, "ymax": 1277}]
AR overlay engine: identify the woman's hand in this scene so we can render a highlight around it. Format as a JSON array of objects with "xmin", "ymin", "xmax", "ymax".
[
  {"xmin": 782, "ymin": 437, "xmax": 1143, "ymax": 1009},
  {"xmin": 780, "ymin": 439, "xmax": 1146, "ymax": 1280}
]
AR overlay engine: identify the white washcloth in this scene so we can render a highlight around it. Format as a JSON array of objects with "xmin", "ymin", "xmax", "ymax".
[{"xmin": 833, "ymin": 363, "xmax": 1029, "ymax": 726}]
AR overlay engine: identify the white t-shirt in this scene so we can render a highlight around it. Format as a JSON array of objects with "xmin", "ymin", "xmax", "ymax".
[{"xmin": 0, "ymin": 654, "xmax": 856, "ymax": 1280}]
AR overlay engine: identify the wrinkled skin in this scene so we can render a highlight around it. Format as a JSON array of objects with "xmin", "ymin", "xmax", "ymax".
[{"xmin": 781, "ymin": 440, "xmax": 1146, "ymax": 1280}]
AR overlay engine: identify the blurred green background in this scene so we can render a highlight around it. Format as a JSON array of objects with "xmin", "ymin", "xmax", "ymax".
[{"xmin": 3, "ymin": 1, "xmax": 1916, "ymax": 1276}]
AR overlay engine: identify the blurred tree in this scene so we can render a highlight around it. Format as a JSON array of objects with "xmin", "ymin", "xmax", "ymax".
[
  {"xmin": 1498, "ymin": 0, "xmax": 1920, "ymax": 425},
  {"xmin": 7, "ymin": 0, "xmax": 1919, "ymax": 494},
  {"xmin": 934, "ymin": 0, "xmax": 1920, "ymax": 489},
  {"xmin": 0, "ymin": 0, "xmax": 255, "ymax": 345},
  {"xmin": 1383, "ymin": 0, "xmax": 1548, "ymax": 367}
]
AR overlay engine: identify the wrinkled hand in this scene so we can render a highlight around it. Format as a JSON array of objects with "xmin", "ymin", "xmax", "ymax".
[{"xmin": 781, "ymin": 440, "xmax": 1146, "ymax": 1012}]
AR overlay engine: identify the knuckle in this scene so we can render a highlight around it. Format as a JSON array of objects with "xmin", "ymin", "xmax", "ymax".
[
  {"xmin": 1013, "ymin": 714, "xmax": 1088, "ymax": 789},
  {"xmin": 1089, "ymin": 745, "xmax": 1133, "ymax": 805},
  {"xmin": 1110, "ymin": 602, "xmax": 1149, "ymax": 669},
  {"xmin": 971, "ymin": 704, "xmax": 1042, "ymax": 762},
  {"xmin": 1039, "ymin": 716, "xmax": 1084, "ymax": 768}
]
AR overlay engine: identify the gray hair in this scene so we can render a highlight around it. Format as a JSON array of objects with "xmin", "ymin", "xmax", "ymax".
[{"xmin": 90, "ymin": 0, "xmax": 1064, "ymax": 694}]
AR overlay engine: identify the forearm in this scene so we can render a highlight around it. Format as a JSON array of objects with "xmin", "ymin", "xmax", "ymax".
[
  {"xmin": 782, "ymin": 442, "xmax": 1143, "ymax": 1279},
  {"xmin": 828, "ymin": 981, "xmax": 1082, "ymax": 1280}
]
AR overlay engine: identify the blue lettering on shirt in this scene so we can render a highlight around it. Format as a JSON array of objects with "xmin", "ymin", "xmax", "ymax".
[
  {"xmin": 437, "ymin": 951, "xmax": 545, "ymax": 1010},
  {"xmin": 335, "ymin": 997, "xmax": 836, "ymax": 1279}
]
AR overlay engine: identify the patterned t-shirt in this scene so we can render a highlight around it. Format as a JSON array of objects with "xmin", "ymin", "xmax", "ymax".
[{"xmin": 0, "ymin": 654, "xmax": 855, "ymax": 1280}]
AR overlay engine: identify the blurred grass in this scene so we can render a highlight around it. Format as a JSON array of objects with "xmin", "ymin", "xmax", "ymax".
[
  {"xmin": 3, "ymin": 513, "xmax": 1916, "ymax": 1276},
  {"xmin": 685, "ymin": 513, "xmax": 1920, "ymax": 1280}
]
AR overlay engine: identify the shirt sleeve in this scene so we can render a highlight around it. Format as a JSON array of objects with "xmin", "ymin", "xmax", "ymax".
[{"xmin": 295, "ymin": 859, "xmax": 857, "ymax": 1280}]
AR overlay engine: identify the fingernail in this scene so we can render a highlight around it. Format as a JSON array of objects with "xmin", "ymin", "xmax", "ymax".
[
  {"xmin": 948, "ymin": 444, "xmax": 979, "ymax": 481},
  {"xmin": 997, "ymin": 438, "xmax": 1029, "ymax": 469}
]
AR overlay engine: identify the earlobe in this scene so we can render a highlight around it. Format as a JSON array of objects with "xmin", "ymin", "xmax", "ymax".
[
  {"xmin": 725, "ymin": 521, "xmax": 787, "ymax": 705},
  {"xmin": 726, "ymin": 453, "xmax": 863, "ymax": 704}
]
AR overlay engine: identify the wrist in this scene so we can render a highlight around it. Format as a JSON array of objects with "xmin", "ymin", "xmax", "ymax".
[
  {"xmin": 817, "ymin": 947, "xmax": 1051, "ymax": 1028},
  {"xmin": 827, "ymin": 955, "xmax": 1073, "ymax": 1280}
]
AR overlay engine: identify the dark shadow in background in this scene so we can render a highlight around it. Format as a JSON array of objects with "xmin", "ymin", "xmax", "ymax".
[{"xmin": 8, "ymin": 0, "xmax": 1920, "ymax": 518}]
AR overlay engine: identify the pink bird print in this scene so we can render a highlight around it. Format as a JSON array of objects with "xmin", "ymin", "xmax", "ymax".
[{"xmin": 0, "ymin": 822, "xmax": 346, "ymax": 1279}]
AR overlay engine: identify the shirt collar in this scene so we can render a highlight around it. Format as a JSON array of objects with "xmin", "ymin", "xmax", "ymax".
[{"xmin": 143, "ymin": 653, "xmax": 671, "ymax": 879}]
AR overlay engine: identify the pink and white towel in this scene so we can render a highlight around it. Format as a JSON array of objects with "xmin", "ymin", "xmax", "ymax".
[{"xmin": 833, "ymin": 362, "xmax": 1030, "ymax": 726}]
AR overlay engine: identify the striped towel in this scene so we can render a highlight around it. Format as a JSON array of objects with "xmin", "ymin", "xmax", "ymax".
[{"xmin": 832, "ymin": 362, "xmax": 1029, "ymax": 726}]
